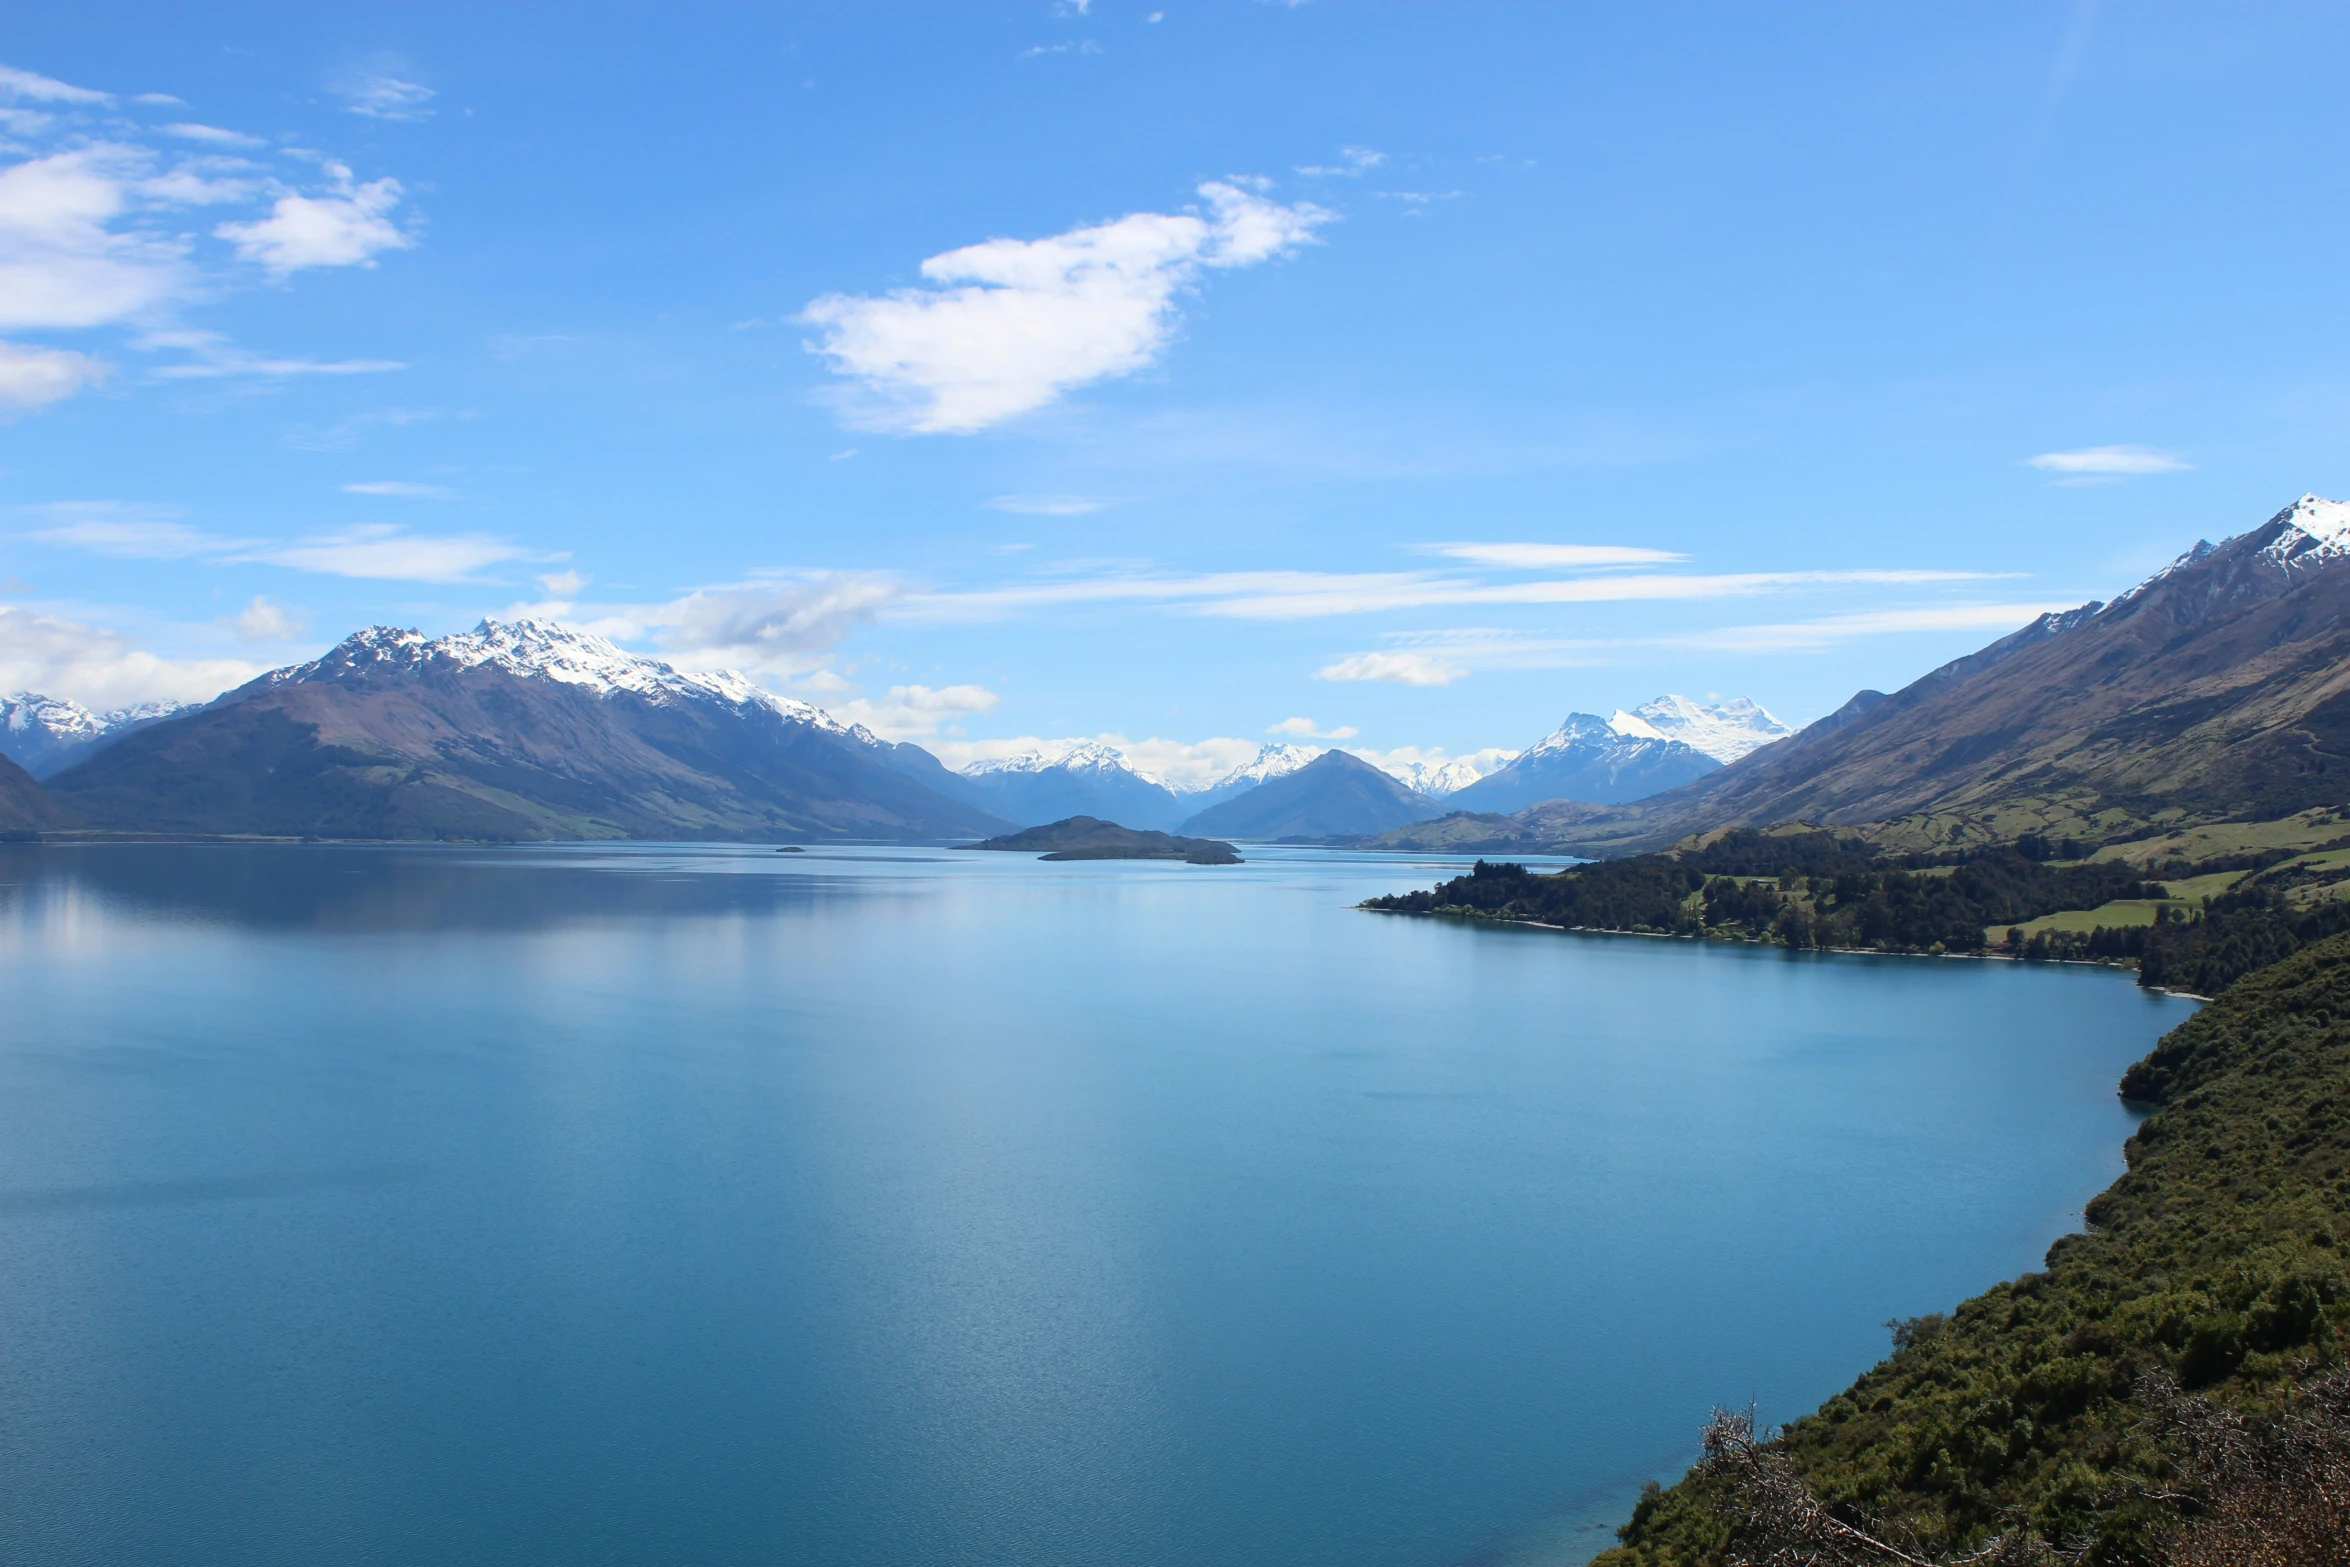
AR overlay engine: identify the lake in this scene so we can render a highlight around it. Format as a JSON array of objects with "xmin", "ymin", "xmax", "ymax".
[{"xmin": 0, "ymin": 842, "xmax": 2196, "ymax": 1567}]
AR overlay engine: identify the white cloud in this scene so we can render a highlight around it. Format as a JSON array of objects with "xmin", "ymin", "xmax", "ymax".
[
  {"xmin": 1680, "ymin": 602, "xmax": 2088, "ymax": 652},
  {"xmin": 160, "ymin": 123, "xmax": 264, "ymax": 148},
  {"xmin": 0, "ymin": 603, "xmax": 260, "ymax": 709},
  {"xmin": 1296, "ymin": 146, "xmax": 1386, "ymax": 177},
  {"xmin": 1268, "ymin": 715, "xmax": 1357, "ymax": 739},
  {"xmin": 832, "ymin": 682, "xmax": 1001, "ymax": 741},
  {"xmin": 0, "ymin": 145, "xmax": 191, "ymax": 329},
  {"xmin": 2026, "ymin": 445, "xmax": 2190, "ymax": 476},
  {"xmin": 536, "ymin": 569, "xmax": 588, "ymax": 597},
  {"xmin": 0, "ymin": 65, "xmax": 111, "ymax": 106},
  {"xmin": 341, "ymin": 479, "xmax": 453, "ymax": 498},
  {"xmin": 985, "ymin": 493, "xmax": 1116, "ymax": 514},
  {"xmin": 216, "ymin": 176, "xmax": 413, "ymax": 273},
  {"xmin": 0, "ymin": 339, "xmax": 103, "ymax": 409},
  {"xmin": 237, "ymin": 525, "xmax": 550, "ymax": 583},
  {"xmin": 900, "ymin": 564, "xmax": 2002, "ymax": 623},
  {"xmin": 1431, "ymin": 542, "xmax": 1685, "ymax": 569},
  {"xmin": 228, "ymin": 595, "xmax": 306, "ymax": 641},
  {"xmin": 24, "ymin": 502, "xmax": 247, "ymax": 558},
  {"xmin": 335, "ymin": 73, "xmax": 435, "ymax": 122},
  {"xmin": 1315, "ymin": 650, "xmax": 1467, "ymax": 686},
  {"xmin": 597, "ymin": 576, "xmax": 902, "ymax": 675},
  {"xmin": 801, "ymin": 180, "xmax": 1330, "ymax": 433}
]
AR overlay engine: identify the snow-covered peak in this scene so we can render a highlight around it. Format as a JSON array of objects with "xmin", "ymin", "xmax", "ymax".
[
  {"xmin": 4, "ymin": 692, "xmax": 107, "ymax": 747},
  {"xmin": 1521, "ymin": 713, "xmax": 1625, "ymax": 759},
  {"xmin": 960, "ymin": 740, "xmax": 1169, "ymax": 788},
  {"xmin": 1606, "ymin": 709, "xmax": 1666, "ymax": 741},
  {"xmin": 1377, "ymin": 752, "xmax": 1513, "ymax": 797},
  {"xmin": 270, "ymin": 618, "xmax": 856, "ymax": 735},
  {"xmin": 1206, "ymin": 742, "xmax": 1322, "ymax": 792},
  {"xmin": 1628, "ymin": 694, "xmax": 1794, "ymax": 763},
  {"xmin": 2263, "ymin": 493, "xmax": 2350, "ymax": 568}
]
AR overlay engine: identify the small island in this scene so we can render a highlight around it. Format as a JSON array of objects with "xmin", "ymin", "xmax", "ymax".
[{"xmin": 964, "ymin": 816, "xmax": 1242, "ymax": 864}]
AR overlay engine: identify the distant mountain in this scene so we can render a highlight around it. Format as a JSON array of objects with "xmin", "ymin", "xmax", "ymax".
[
  {"xmin": 1179, "ymin": 742, "xmax": 1324, "ymax": 812},
  {"xmin": 1446, "ymin": 712, "xmax": 1722, "ymax": 812},
  {"xmin": 45, "ymin": 619, "xmax": 1011, "ymax": 842},
  {"xmin": 2, "ymin": 693, "xmax": 202, "ymax": 778},
  {"xmin": 957, "ymin": 741, "xmax": 1186, "ymax": 830},
  {"xmin": 1613, "ymin": 694, "xmax": 1794, "ymax": 763},
  {"xmin": 1379, "ymin": 750, "xmax": 1515, "ymax": 797},
  {"xmin": 1544, "ymin": 493, "xmax": 2350, "ymax": 855},
  {"xmin": 1181, "ymin": 749, "xmax": 1440, "ymax": 839},
  {"xmin": 0, "ymin": 752, "xmax": 62, "ymax": 834}
]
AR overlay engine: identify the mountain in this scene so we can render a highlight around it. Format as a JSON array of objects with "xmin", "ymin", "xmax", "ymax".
[
  {"xmin": 0, "ymin": 751, "xmax": 63, "ymax": 834},
  {"xmin": 1180, "ymin": 742, "xmax": 1325, "ymax": 811},
  {"xmin": 1613, "ymin": 693, "xmax": 1794, "ymax": 763},
  {"xmin": 1181, "ymin": 749, "xmax": 1440, "ymax": 839},
  {"xmin": 957, "ymin": 742, "xmax": 1186, "ymax": 830},
  {"xmin": 44, "ymin": 619, "xmax": 1011, "ymax": 842},
  {"xmin": 1379, "ymin": 750, "xmax": 1515, "ymax": 797},
  {"xmin": 1548, "ymin": 493, "xmax": 2350, "ymax": 855},
  {"xmin": 2, "ymin": 693, "xmax": 202, "ymax": 778},
  {"xmin": 1445, "ymin": 712, "xmax": 1723, "ymax": 812}
]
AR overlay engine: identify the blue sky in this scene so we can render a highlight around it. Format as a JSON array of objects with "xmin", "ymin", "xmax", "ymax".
[{"xmin": 5, "ymin": 3, "xmax": 2348, "ymax": 784}]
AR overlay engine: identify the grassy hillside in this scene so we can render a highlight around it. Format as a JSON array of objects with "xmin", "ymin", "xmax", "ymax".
[{"xmin": 1592, "ymin": 934, "xmax": 2350, "ymax": 1566}]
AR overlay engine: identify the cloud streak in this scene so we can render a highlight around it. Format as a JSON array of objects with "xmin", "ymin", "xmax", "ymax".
[
  {"xmin": 802, "ymin": 180, "xmax": 1329, "ymax": 433},
  {"xmin": 2027, "ymin": 445, "xmax": 2190, "ymax": 477}
]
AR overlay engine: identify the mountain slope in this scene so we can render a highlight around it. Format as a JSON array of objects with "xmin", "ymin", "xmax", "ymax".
[
  {"xmin": 1181, "ymin": 749, "xmax": 1438, "ymax": 839},
  {"xmin": 2, "ymin": 693, "xmax": 202, "ymax": 778},
  {"xmin": 958, "ymin": 742, "xmax": 1186, "ymax": 830},
  {"xmin": 45, "ymin": 620, "xmax": 1010, "ymax": 842},
  {"xmin": 0, "ymin": 752, "xmax": 63, "ymax": 833},
  {"xmin": 1448, "ymin": 713, "xmax": 1722, "ymax": 811},
  {"xmin": 1551, "ymin": 494, "xmax": 2350, "ymax": 854}
]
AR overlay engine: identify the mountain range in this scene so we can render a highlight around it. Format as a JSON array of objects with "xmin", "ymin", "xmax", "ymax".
[
  {"xmin": 1181, "ymin": 749, "xmax": 1440, "ymax": 839},
  {"xmin": 40, "ymin": 620, "xmax": 1010, "ymax": 842},
  {"xmin": 2, "ymin": 693, "xmax": 201, "ymax": 778},
  {"xmin": 1479, "ymin": 493, "xmax": 2350, "ymax": 855}
]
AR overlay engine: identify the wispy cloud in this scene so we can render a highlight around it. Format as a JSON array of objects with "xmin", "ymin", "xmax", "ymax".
[
  {"xmin": 236, "ymin": 525, "xmax": 550, "ymax": 583},
  {"xmin": 576, "ymin": 575, "xmax": 903, "ymax": 677},
  {"xmin": 333, "ymin": 71, "xmax": 434, "ymax": 122},
  {"xmin": 1430, "ymin": 542, "xmax": 1685, "ymax": 569},
  {"xmin": 0, "ymin": 64, "xmax": 112, "ymax": 106},
  {"xmin": 215, "ymin": 166, "xmax": 414, "ymax": 273},
  {"xmin": 1268, "ymin": 715, "xmax": 1357, "ymax": 738},
  {"xmin": 23, "ymin": 501, "xmax": 251, "ymax": 558},
  {"xmin": 831, "ymin": 682, "xmax": 1000, "ymax": 741},
  {"xmin": 0, "ymin": 340, "xmax": 104, "ymax": 410},
  {"xmin": 341, "ymin": 479, "xmax": 453, "ymax": 499},
  {"xmin": 1296, "ymin": 145, "xmax": 1385, "ymax": 178},
  {"xmin": 1676, "ymin": 602, "xmax": 2088, "ymax": 652},
  {"xmin": 160, "ymin": 122, "xmax": 263, "ymax": 148},
  {"xmin": 2026, "ymin": 445, "xmax": 2190, "ymax": 477},
  {"xmin": 985, "ymin": 493, "xmax": 1116, "ymax": 515},
  {"xmin": 1313, "ymin": 650, "xmax": 1467, "ymax": 686},
  {"xmin": 227, "ymin": 594, "xmax": 306, "ymax": 641},
  {"xmin": 801, "ymin": 180, "xmax": 1330, "ymax": 433},
  {"xmin": 899, "ymin": 564, "xmax": 2005, "ymax": 623}
]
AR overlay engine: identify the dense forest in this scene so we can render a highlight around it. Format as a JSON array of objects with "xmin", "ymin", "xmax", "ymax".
[
  {"xmin": 1592, "ymin": 934, "xmax": 2350, "ymax": 1566},
  {"xmin": 1361, "ymin": 830, "xmax": 2163, "ymax": 957}
]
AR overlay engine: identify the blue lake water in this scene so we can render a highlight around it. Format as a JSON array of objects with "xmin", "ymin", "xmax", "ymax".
[{"xmin": 0, "ymin": 842, "xmax": 2196, "ymax": 1567}]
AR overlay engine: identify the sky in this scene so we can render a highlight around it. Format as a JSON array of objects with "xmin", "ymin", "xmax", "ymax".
[{"xmin": 5, "ymin": 3, "xmax": 2349, "ymax": 787}]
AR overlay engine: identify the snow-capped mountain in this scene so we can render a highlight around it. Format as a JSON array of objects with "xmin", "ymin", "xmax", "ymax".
[
  {"xmin": 1, "ymin": 692, "xmax": 204, "ymax": 778},
  {"xmin": 1446, "ymin": 711, "xmax": 1722, "ymax": 813},
  {"xmin": 47, "ymin": 618, "xmax": 1009, "ymax": 842},
  {"xmin": 1614, "ymin": 694, "xmax": 1795, "ymax": 764},
  {"xmin": 1182, "ymin": 750, "xmax": 1439, "ymax": 840},
  {"xmin": 1377, "ymin": 750, "xmax": 1516, "ymax": 798},
  {"xmin": 957, "ymin": 741, "xmax": 1186, "ymax": 830}
]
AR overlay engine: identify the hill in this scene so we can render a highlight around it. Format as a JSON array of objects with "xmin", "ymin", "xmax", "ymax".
[
  {"xmin": 0, "ymin": 752, "xmax": 63, "ymax": 834},
  {"xmin": 43, "ymin": 620, "xmax": 1010, "ymax": 843},
  {"xmin": 1493, "ymin": 494, "xmax": 2350, "ymax": 856},
  {"xmin": 1181, "ymin": 748, "xmax": 1439, "ymax": 839},
  {"xmin": 1595, "ymin": 930, "xmax": 2350, "ymax": 1565},
  {"xmin": 965, "ymin": 816, "xmax": 1240, "ymax": 864}
]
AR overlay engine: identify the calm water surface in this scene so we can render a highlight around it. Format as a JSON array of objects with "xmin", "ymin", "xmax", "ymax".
[{"xmin": 0, "ymin": 842, "xmax": 2196, "ymax": 1567}]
